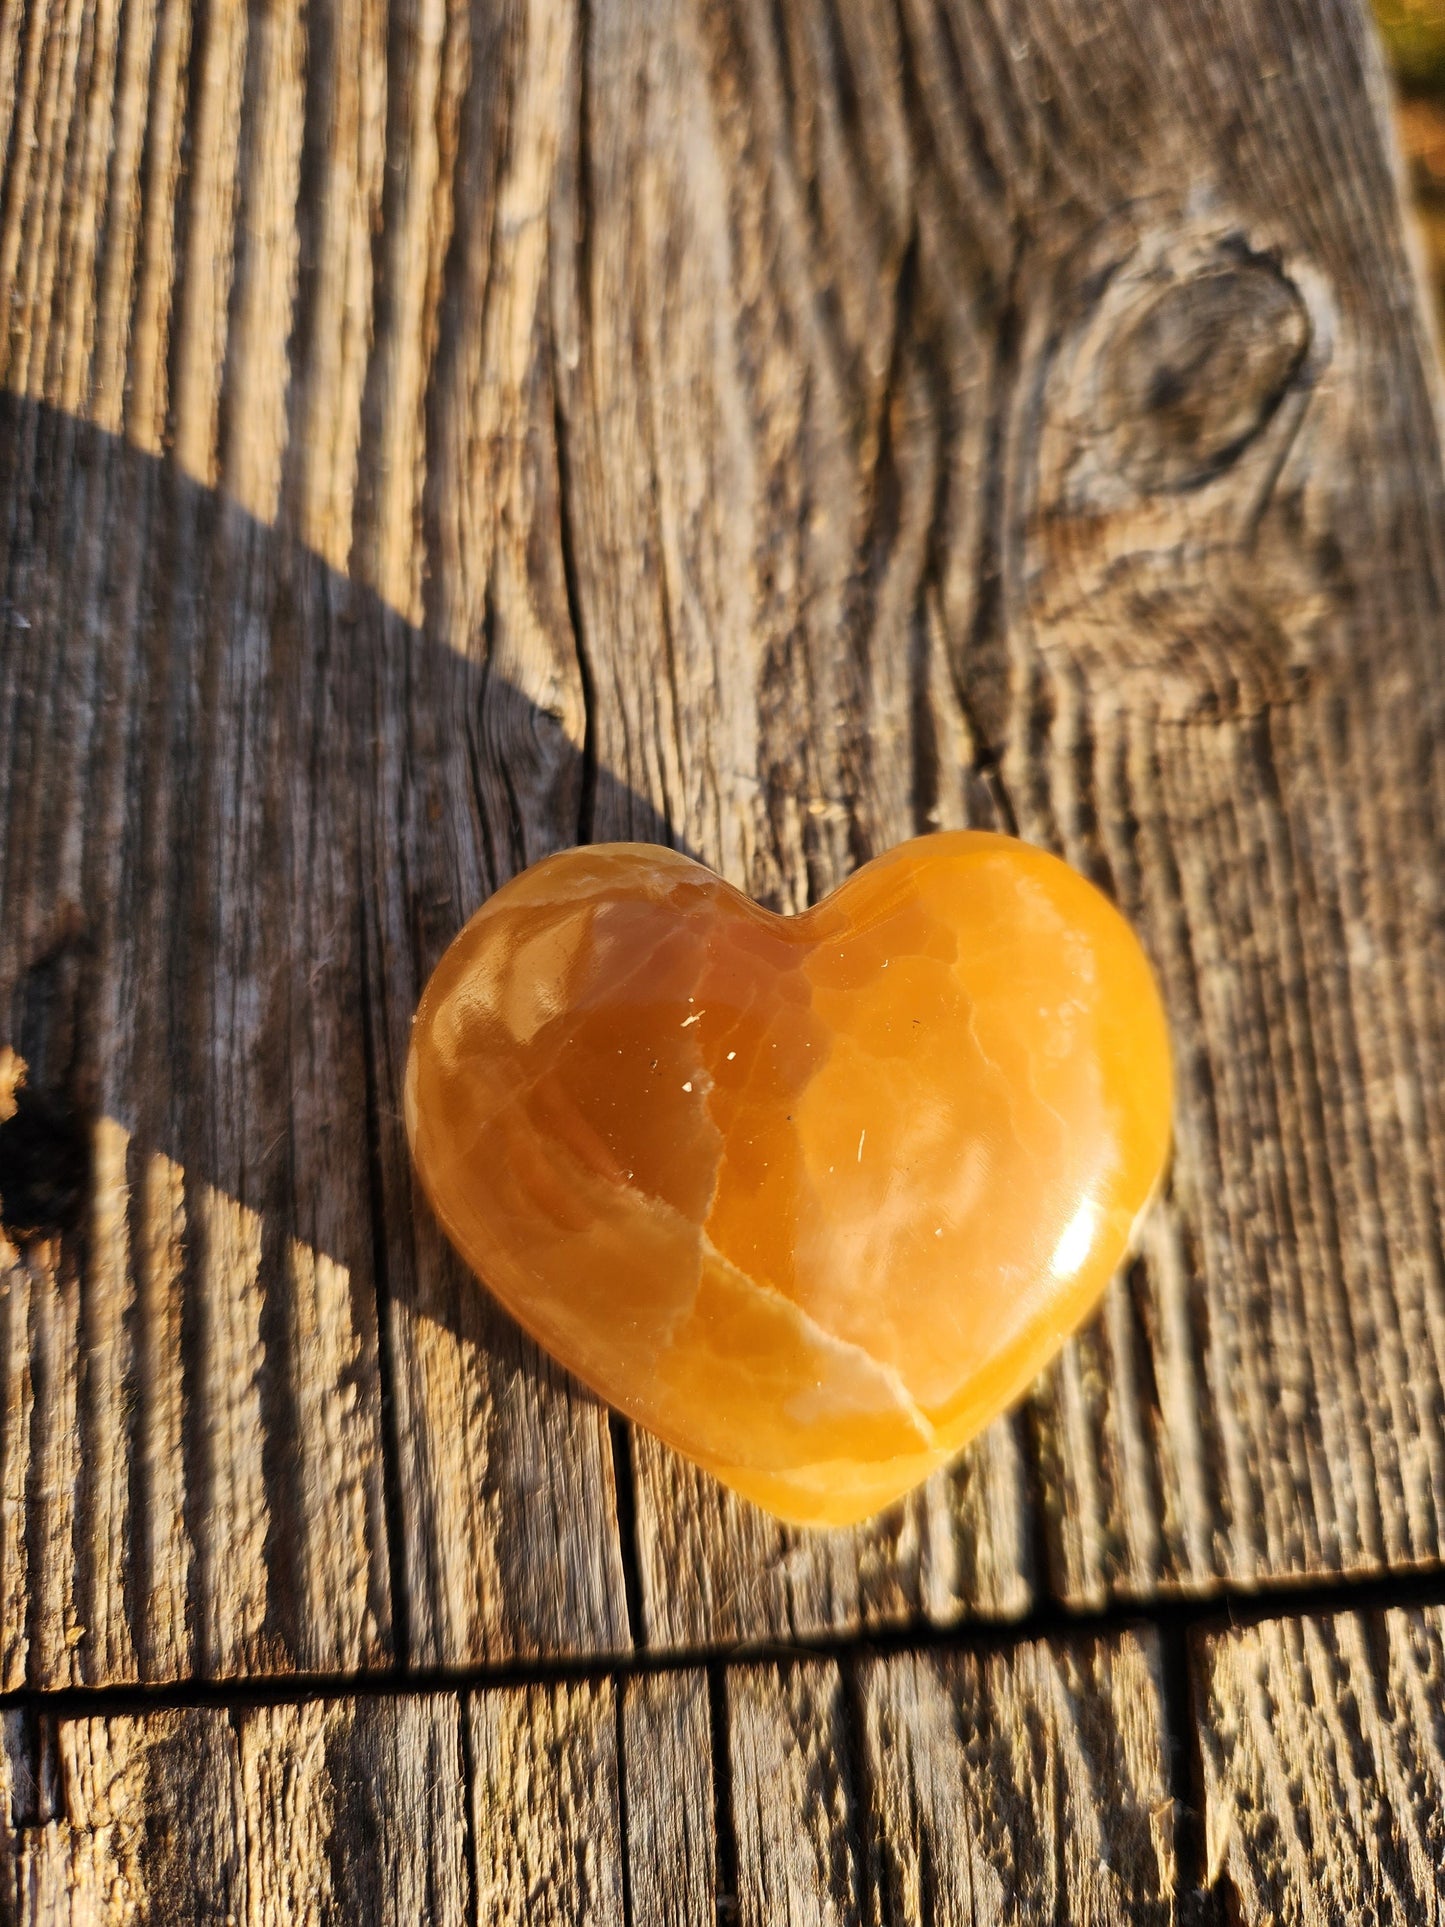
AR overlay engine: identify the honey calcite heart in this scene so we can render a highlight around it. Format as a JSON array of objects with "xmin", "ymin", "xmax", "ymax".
[{"xmin": 405, "ymin": 832, "xmax": 1172, "ymax": 1527}]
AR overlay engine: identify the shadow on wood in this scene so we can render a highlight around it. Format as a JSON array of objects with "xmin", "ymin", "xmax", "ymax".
[{"xmin": 0, "ymin": 392, "xmax": 677, "ymax": 1685}]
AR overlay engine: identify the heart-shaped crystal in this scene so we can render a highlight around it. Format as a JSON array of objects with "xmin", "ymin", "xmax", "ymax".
[{"xmin": 406, "ymin": 833, "xmax": 1172, "ymax": 1526}]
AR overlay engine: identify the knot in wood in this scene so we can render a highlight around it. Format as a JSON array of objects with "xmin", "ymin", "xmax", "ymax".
[
  {"xmin": 1024, "ymin": 221, "xmax": 1335, "ymax": 719},
  {"xmin": 1095, "ymin": 261, "xmax": 1310, "ymax": 494}
]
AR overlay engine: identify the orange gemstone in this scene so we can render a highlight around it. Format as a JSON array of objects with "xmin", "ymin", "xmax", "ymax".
[{"xmin": 405, "ymin": 833, "xmax": 1173, "ymax": 1527}]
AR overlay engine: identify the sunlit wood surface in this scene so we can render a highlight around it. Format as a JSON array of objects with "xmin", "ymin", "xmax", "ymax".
[{"xmin": 2, "ymin": 0, "xmax": 1445, "ymax": 1914}]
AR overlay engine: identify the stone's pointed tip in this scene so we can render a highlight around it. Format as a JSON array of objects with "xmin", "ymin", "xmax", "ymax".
[{"xmin": 407, "ymin": 833, "xmax": 1173, "ymax": 1527}]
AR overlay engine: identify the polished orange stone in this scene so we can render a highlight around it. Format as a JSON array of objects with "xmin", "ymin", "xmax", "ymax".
[{"xmin": 405, "ymin": 832, "xmax": 1173, "ymax": 1527}]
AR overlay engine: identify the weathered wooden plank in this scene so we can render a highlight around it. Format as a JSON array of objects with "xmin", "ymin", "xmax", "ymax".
[
  {"xmin": 631, "ymin": 1632, "xmax": 1175, "ymax": 1924},
  {"xmin": 0, "ymin": 0, "xmax": 400, "ymax": 1687},
  {"xmin": 0, "ymin": 409, "xmax": 398, "ymax": 1681},
  {"xmin": 5, "ymin": 1675, "xmax": 720, "ymax": 1924},
  {"xmin": 1198, "ymin": 1605, "xmax": 1445, "ymax": 1925},
  {"xmin": 0, "ymin": 1632, "xmax": 1182, "ymax": 1921},
  {"xmin": 631, "ymin": 1422, "xmax": 1033, "ymax": 1650},
  {"xmin": 859, "ymin": 1633, "xmax": 1176, "ymax": 1926},
  {"xmin": 3, "ymin": 0, "xmax": 1445, "ymax": 1681},
  {"xmin": 0, "ymin": 0, "xmax": 632, "ymax": 1678},
  {"xmin": 724, "ymin": 1659, "xmax": 863, "ymax": 1926},
  {"xmin": 36, "ymin": 1611, "xmax": 1445, "ymax": 1923},
  {"xmin": 18, "ymin": 1708, "xmax": 249, "ymax": 1922},
  {"xmin": 0, "ymin": 394, "xmax": 631, "ymax": 1678},
  {"xmin": 999, "ymin": 0, "xmax": 1445, "ymax": 1611},
  {"xmin": 467, "ymin": 1669, "xmax": 720, "ymax": 1923},
  {"xmin": 622, "ymin": 1670, "xmax": 717, "ymax": 1927},
  {"xmin": 549, "ymin": 0, "xmax": 1445, "ymax": 1636},
  {"xmin": 551, "ymin": 0, "xmax": 1036, "ymax": 1651},
  {"xmin": 0, "ymin": 1708, "xmax": 29, "ymax": 1925},
  {"xmin": 469, "ymin": 1678, "xmax": 628, "ymax": 1925},
  {"xmin": 240, "ymin": 1695, "xmax": 472, "ymax": 1925},
  {"xmin": 11, "ymin": 1693, "xmax": 471, "ymax": 1925},
  {"xmin": 356, "ymin": 0, "xmax": 633, "ymax": 1672}
]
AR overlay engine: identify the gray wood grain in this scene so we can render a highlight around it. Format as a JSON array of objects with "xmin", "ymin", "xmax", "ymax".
[{"xmin": 467, "ymin": 1670, "xmax": 724, "ymax": 1925}]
